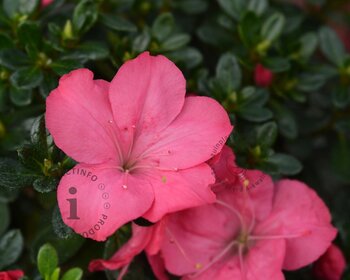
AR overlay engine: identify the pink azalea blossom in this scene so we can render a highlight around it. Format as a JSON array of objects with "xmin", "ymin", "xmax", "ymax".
[
  {"xmin": 0, "ymin": 270, "xmax": 24, "ymax": 280},
  {"xmin": 46, "ymin": 52, "xmax": 232, "ymax": 241},
  {"xmin": 313, "ymin": 243, "xmax": 346, "ymax": 280},
  {"xmin": 89, "ymin": 146, "xmax": 274, "ymax": 278},
  {"xmin": 157, "ymin": 177, "xmax": 337, "ymax": 279}
]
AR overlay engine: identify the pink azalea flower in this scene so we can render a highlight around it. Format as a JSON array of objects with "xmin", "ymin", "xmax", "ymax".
[
  {"xmin": 0, "ymin": 270, "xmax": 24, "ymax": 280},
  {"xmin": 45, "ymin": 52, "xmax": 232, "ymax": 241},
  {"xmin": 157, "ymin": 176, "xmax": 337, "ymax": 280},
  {"xmin": 313, "ymin": 243, "xmax": 347, "ymax": 280},
  {"xmin": 88, "ymin": 146, "xmax": 273, "ymax": 278}
]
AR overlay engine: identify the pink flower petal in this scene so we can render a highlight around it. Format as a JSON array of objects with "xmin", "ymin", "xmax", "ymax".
[
  {"xmin": 258, "ymin": 180, "xmax": 337, "ymax": 270},
  {"xmin": 142, "ymin": 163, "xmax": 216, "ymax": 222},
  {"xmin": 89, "ymin": 223, "xmax": 153, "ymax": 271},
  {"xmin": 147, "ymin": 253, "xmax": 170, "ymax": 280},
  {"xmin": 109, "ymin": 52, "xmax": 185, "ymax": 145},
  {"xmin": 140, "ymin": 96, "xmax": 232, "ymax": 170},
  {"xmin": 57, "ymin": 163, "xmax": 154, "ymax": 241},
  {"xmin": 46, "ymin": 69, "xmax": 119, "ymax": 165},
  {"xmin": 313, "ymin": 243, "xmax": 346, "ymax": 280}
]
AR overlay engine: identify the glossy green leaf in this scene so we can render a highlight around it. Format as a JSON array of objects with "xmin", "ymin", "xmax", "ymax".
[
  {"xmin": 17, "ymin": 21, "xmax": 41, "ymax": 50},
  {"xmin": 332, "ymin": 86, "xmax": 350, "ymax": 109},
  {"xmin": 218, "ymin": 0, "xmax": 247, "ymax": 20},
  {"xmin": 61, "ymin": 268, "xmax": 83, "ymax": 280},
  {"xmin": 0, "ymin": 229, "xmax": 23, "ymax": 269},
  {"xmin": 255, "ymin": 122, "xmax": 278, "ymax": 148},
  {"xmin": 3, "ymin": 0, "xmax": 39, "ymax": 18},
  {"xmin": 265, "ymin": 153, "xmax": 303, "ymax": 175},
  {"xmin": 160, "ymin": 34, "xmax": 190, "ymax": 51},
  {"xmin": 0, "ymin": 158, "xmax": 37, "ymax": 189},
  {"xmin": 319, "ymin": 26, "xmax": 346, "ymax": 66},
  {"xmin": 72, "ymin": 0, "xmax": 99, "ymax": 35},
  {"xmin": 100, "ymin": 14, "xmax": 137, "ymax": 32},
  {"xmin": 37, "ymin": 243, "xmax": 59, "ymax": 279},
  {"xmin": 216, "ymin": 53, "xmax": 242, "ymax": 92},
  {"xmin": 152, "ymin": 13, "xmax": 175, "ymax": 42},
  {"xmin": 9, "ymin": 87, "xmax": 32, "ymax": 106},
  {"xmin": 261, "ymin": 13, "xmax": 285, "ymax": 42},
  {"xmin": 247, "ymin": 0, "xmax": 268, "ymax": 16},
  {"xmin": 10, "ymin": 67, "xmax": 43, "ymax": 90}
]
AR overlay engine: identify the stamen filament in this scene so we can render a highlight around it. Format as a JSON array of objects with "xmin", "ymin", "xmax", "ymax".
[
  {"xmin": 248, "ymin": 231, "xmax": 311, "ymax": 241},
  {"xmin": 238, "ymin": 244, "xmax": 247, "ymax": 280},
  {"xmin": 216, "ymin": 200, "xmax": 246, "ymax": 231},
  {"xmin": 166, "ymin": 228, "xmax": 193, "ymax": 265},
  {"xmin": 189, "ymin": 240, "xmax": 239, "ymax": 278}
]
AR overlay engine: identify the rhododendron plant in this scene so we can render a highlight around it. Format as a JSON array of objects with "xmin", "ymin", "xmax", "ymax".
[{"xmin": 45, "ymin": 52, "xmax": 232, "ymax": 241}]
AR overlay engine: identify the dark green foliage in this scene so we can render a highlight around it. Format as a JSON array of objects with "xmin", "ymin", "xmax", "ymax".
[{"xmin": 0, "ymin": 0, "xmax": 349, "ymax": 279}]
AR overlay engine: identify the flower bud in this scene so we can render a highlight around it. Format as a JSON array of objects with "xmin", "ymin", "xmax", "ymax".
[{"xmin": 254, "ymin": 64, "xmax": 273, "ymax": 87}]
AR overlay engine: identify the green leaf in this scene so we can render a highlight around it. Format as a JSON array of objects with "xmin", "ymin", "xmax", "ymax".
[
  {"xmin": 10, "ymin": 67, "xmax": 43, "ymax": 90},
  {"xmin": 263, "ymin": 57, "xmax": 290, "ymax": 73},
  {"xmin": 332, "ymin": 86, "xmax": 350, "ymax": 109},
  {"xmin": 52, "ymin": 206, "xmax": 73, "ymax": 239},
  {"xmin": 9, "ymin": 87, "xmax": 32, "ymax": 106},
  {"xmin": 160, "ymin": 34, "xmax": 191, "ymax": 52},
  {"xmin": 0, "ymin": 186, "xmax": 19, "ymax": 203},
  {"xmin": 297, "ymin": 73, "xmax": 326, "ymax": 92},
  {"xmin": 265, "ymin": 153, "xmax": 303, "ymax": 175},
  {"xmin": 238, "ymin": 12, "xmax": 261, "ymax": 47},
  {"xmin": 32, "ymin": 226, "xmax": 85, "ymax": 264},
  {"xmin": 39, "ymin": 73, "xmax": 58, "ymax": 98},
  {"xmin": 261, "ymin": 13, "xmax": 285, "ymax": 42},
  {"xmin": 152, "ymin": 13, "xmax": 175, "ymax": 42},
  {"xmin": 33, "ymin": 177, "xmax": 58, "ymax": 193},
  {"xmin": 237, "ymin": 106, "xmax": 273, "ymax": 122},
  {"xmin": 72, "ymin": 0, "xmax": 99, "ymax": 35},
  {"xmin": 51, "ymin": 268, "xmax": 60, "ymax": 280},
  {"xmin": 0, "ymin": 202, "xmax": 10, "ymax": 236},
  {"xmin": 0, "ymin": 158, "xmax": 37, "ymax": 189},
  {"xmin": 247, "ymin": 0, "xmax": 268, "ymax": 16},
  {"xmin": 166, "ymin": 47, "xmax": 202, "ymax": 69},
  {"xmin": 100, "ymin": 14, "xmax": 137, "ymax": 32},
  {"xmin": 0, "ymin": 50, "xmax": 30, "ymax": 70},
  {"xmin": 173, "ymin": 0, "xmax": 208, "ymax": 14},
  {"xmin": 272, "ymin": 103, "xmax": 298, "ymax": 139},
  {"xmin": 216, "ymin": 53, "xmax": 242, "ymax": 92},
  {"xmin": 132, "ymin": 28, "xmax": 151, "ymax": 52},
  {"xmin": 319, "ymin": 26, "xmax": 346, "ymax": 66},
  {"xmin": 37, "ymin": 243, "xmax": 59, "ymax": 279},
  {"xmin": 255, "ymin": 122, "xmax": 278, "ymax": 148},
  {"xmin": 51, "ymin": 59, "xmax": 83, "ymax": 76},
  {"xmin": 299, "ymin": 32, "xmax": 318, "ymax": 60},
  {"xmin": 3, "ymin": 0, "xmax": 39, "ymax": 18},
  {"xmin": 61, "ymin": 268, "xmax": 83, "ymax": 280},
  {"xmin": 218, "ymin": 0, "xmax": 247, "ymax": 20},
  {"xmin": 17, "ymin": 21, "xmax": 41, "ymax": 50},
  {"xmin": 62, "ymin": 42, "xmax": 109, "ymax": 62},
  {"xmin": 0, "ymin": 229, "xmax": 23, "ymax": 269}
]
